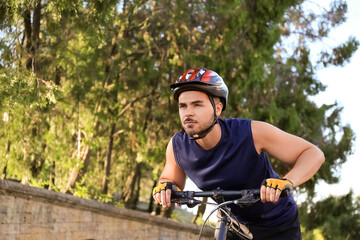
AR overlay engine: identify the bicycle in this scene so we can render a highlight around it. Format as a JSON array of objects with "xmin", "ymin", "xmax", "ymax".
[{"xmin": 171, "ymin": 188, "xmax": 262, "ymax": 240}]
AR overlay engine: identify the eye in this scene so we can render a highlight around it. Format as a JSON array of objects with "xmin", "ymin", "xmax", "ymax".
[{"xmin": 193, "ymin": 102, "xmax": 203, "ymax": 107}]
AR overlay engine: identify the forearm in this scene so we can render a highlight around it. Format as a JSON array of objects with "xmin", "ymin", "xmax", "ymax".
[
  {"xmin": 158, "ymin": 172, "xmax": 186, "ymax": 190},
  {"xmin": 158, "ymin": 138, "xmax": 186, "ymax": 190},
  {"xmin": 284, "ymin": 146, "xmax": 325, "ymax": 187},
  {"xmin": 158, "ymin": 177, "xmax": 179, "ymax": 186}
]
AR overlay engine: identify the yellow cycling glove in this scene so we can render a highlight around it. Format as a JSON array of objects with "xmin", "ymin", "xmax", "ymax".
[
  {"xmin": 262, "ymin": 178, "xmax": 294, "ymax": 191},
  {"xmin": 152, "ymin": 181, "xmax": 180, "ymax": 196}
]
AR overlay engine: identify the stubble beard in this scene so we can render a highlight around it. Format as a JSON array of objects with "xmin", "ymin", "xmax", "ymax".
[{"xmin": 181, "ymin": 116, "xmax": 214, "ymax": 137}]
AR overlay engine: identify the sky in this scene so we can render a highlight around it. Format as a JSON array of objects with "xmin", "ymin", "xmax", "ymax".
[
  {"xmin": 182, "ymin": 0, "xmax": 360, "ymax": 219},
  {"xmin": 311, "ymin": 0, "xmax": 360, "ymax": 199}
]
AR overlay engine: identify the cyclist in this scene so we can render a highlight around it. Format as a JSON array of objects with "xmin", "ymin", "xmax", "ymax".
[{"xmin": 153, "ymin": 68, "xmax": 325, "ymax": 239}]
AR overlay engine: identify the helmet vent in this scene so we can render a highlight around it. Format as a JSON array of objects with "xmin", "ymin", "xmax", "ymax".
[
  {"xmin": 185, "ymin": 71, "xmax": 193, "ymax": 81},
  {"xmin": 198, "ymin": 69, "xmax": 206, "ymax": 77}
]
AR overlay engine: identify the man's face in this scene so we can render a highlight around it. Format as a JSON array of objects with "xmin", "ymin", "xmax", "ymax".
[{"xmin": 178, "ymin": 91, "xmax": 215, "ymax": 137}]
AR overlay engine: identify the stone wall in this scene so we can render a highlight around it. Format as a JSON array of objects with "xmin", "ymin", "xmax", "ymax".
[{"xmin": 0, "ymin": 179, "xmax": 212, "ymax": 240}]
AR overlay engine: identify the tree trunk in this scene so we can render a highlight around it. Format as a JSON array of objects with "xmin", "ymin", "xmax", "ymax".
[
  {"xmin": 148, "ymin": 180, "xmax": 157, "ymax": 213},
  {"xmin": 122, "ymin": 162, "xmax": 141, "ymax": 209},
  {"xmin": 48, "ymin": 161, "xmax": 55, "ymax": 191},
  {"xmin": 101, "ymin": 122, "xmax": 116, "ymax": 194},
  {"xmin": 23, "ymin": 8, "xmax": 32, "ymax": 70},
  {"xmin": 30, "ymin": 143, "xmax": 46, "ymax": 177},
  {"xmin": 24, "ymin": 0, "xmax": 41, "ymax": 72},
  {"xmin": 99, "ymin": 26, "xmax": 120, "ymax": 194},
  {"xmin": 31, "ymin": 0, "xmax": 41, "ymax": 73},
  {"xmin": 76, "ymin": 147, "xmax": 92, "ymax": 182},
  {"xmin": 63, "ymin": 104, "xmax": 103, "ymax": 193},
  {"xmin": 65, "ymin": 144, "xmax": 91, "ymax": 193},
  {"xmin": 2, "ymin": 140, "xmax": 11, "ymax": 179},
  {"xmin": 23, "ymin": 0, "xmax": 46, "ymax": 181},
  {"xmin": 192, "ymin": 197, "xmax": 208, "ymax": 224}
]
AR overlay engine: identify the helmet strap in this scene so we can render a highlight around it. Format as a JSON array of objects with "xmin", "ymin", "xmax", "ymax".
[
  {"xmin": 189, "ymin": 118, "xmax": 218, "ymax": 140},
  {"xmin": 189, "ymin": 95, "xmax": 218, "ymax": 141}
]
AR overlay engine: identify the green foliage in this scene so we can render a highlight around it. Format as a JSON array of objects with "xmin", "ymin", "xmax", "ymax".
[
  {"xmin": 300, "ymin": 191, "xmax": 360, "ymax": 240},
  {"xmin": 0, "ymin": 69, "xmax": 60, "ymax": 110},
  {"xmin": 0, "ymin": 0, "xmax": 358, "ymax": 227},
  {"xmin": 319, "ymin": 36, "xmax": 360, "ymax": 67}
]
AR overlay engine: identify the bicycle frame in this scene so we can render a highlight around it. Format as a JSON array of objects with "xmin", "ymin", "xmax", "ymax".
[{"xmin": 214, "ymin": 206, "xmax": 232, "ymax": 240}]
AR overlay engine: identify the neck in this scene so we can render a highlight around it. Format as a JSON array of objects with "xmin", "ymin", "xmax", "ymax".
[{"xmin": 195, "ymin": 123, "xmax": 222, "ymax": 150}]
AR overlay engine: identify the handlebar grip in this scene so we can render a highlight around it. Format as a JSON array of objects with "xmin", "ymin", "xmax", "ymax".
[
  {"xmin": 253, "ymin": 189, "xmax": 261, "ymax": 196},
  {"xmin": 171, "ymin": 191, "xmax": 183, "ymax": 199},
  {"xmin": 280, "ymin": 188, "xmax": 290, "ymax": 197}
]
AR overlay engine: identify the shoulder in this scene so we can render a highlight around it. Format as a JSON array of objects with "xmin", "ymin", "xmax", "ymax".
[
  {"xmin": 221, "ymin": 118, "xmax": 253, "ymax": 136},
  {"xmin": 251, "ymin": 121, "xmax": 277, "ymax": 142},
  {"xmin": 172, "ymin": 130, "xmax": 188, "ymax": 145},
  {"xmin": 251, "ymin": 120, "xmax": 284, "ymax": 140},
  {"xmin": 251, "ymin": 121, "xmax": 280, "ymax": 155},
  {"xmin": 251, "ymin": 120, "xmax": 269, "ymax": 130},
  {"xmin": 221, "ymin": 118, "xmax": 251, "ymax": 128},
  {"xmin": 166, "ymin": 137, "xmax": 175, "ymax": 159}
]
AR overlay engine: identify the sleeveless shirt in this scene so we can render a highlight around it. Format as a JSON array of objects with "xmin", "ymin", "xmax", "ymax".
[{"xmin": 172, "ymin": 118, "xmax": 297, "ymax": 227}]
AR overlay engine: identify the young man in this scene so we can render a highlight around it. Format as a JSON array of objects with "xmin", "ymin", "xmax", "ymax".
[{"xmin": 153, "ymin": 68, "xmax": 325, "ymax": 239}]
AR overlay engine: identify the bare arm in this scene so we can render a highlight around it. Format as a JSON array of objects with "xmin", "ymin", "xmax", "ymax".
[
  {"xmin": 154, "ymin": 138, "xmax": 186, "ymax": 208},
  {"xmin": 251, "ymin": 121, "xmax": 325, "ymax": 202}
]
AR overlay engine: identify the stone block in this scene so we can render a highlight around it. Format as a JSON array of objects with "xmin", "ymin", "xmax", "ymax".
[{"xmin": 0, "ymin": 224, "xmax": 19, "ymax": 235}]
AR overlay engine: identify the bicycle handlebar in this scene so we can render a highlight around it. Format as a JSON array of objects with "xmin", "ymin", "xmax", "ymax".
[
  {"xmin": 171, "ymin": 188, "xmax": 262, "ymax": 207},
  {"xmin": 172, "ymin": 188, "xmax": 260, "ymax": 199},
  {"xmin": 171, "ymin": 188, "xmax": 290, "ymax": 207}
]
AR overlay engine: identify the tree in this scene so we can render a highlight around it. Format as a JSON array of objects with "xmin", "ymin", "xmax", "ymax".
[
  {"xmin": 299, "ymin": 191, "xmax": 360, "ymax": 240},
  {"xmin": 0, "ymin": 1, "xmax": 358, "ymax": 229}
]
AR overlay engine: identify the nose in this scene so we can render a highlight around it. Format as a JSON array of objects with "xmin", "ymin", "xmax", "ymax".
[
  {"xmin": 180, "ymin": 106, "xmax": 194, "ymax": 119},
  {"xmin": 184, "ymin": 106, "xmax": 195, "ymax": 117}
]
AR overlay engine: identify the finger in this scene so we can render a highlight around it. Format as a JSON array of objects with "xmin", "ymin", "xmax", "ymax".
[
  {"xmin": 165, "ymin": 189, "xmax": 172, "ymax": 207},
  {"xmin": 265, "ymin": 186, "xmax": 270, "ymax": 202},
  {"xmin": 156, "ymin": 193, "xmax": 162, "ymax": 204},
  {"xmin": 265, "ymin": 186, "xmax": 272, "ymax": 202},
  {"xmin": 161, "ymin": 190, "xmax": 166, "ymax": 208},
  {"xmin": 275, "ymin": 189, "xmax": 282, "ymax": 202},
  {"xmin": 153, "ymin": 193, "xmax": 160, "ymax": 204},
  {"xmin": 269, "ymin": 188, "xmax": 276, "ymax": 202},
  {"xmin": 260, "ymin": 185, "xmax": 266, "ymax": 202}
]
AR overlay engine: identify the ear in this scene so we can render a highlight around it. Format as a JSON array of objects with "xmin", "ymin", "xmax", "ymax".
[{"xmin": 215, "ymin": 101, "xmax": 223, "ymax": 117}]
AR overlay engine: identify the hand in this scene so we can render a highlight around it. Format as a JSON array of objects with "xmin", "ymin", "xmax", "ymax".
[
  {"xmin": 260, "ymin": 178, "xmax": 293, "ymax": 203},
  {"xmin": 153, "ymin": 182, "xmax": 180, "ymax": 208}
]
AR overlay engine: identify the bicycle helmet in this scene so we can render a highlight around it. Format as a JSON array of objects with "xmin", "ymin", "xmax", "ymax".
[
  {"xmin": 170, "ymin": 68, "xmax": 229, "ymax": 111},
  {"xmin": 170, "ymin": 68, "xmax": 229, "ymax": 140}
]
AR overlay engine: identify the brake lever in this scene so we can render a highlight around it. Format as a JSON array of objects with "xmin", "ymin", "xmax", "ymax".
[
  {"xmin": 171, "ymin": 197, "xmax": 202, "ymax": 208},
  {"xmin": 234, "ymin": 191, "xmax": 261, "ymax": 207},
  {"xmin": 172, "ymin": 190, "xmax": 207, "ymax": 208}
]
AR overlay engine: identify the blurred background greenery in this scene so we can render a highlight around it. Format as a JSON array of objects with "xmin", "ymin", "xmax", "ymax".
[{"xmin": 0, "ymin": 0, "xmax": 359, "ymax": 239}]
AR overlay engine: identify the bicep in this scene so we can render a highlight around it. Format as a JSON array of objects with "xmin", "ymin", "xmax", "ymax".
[
  {"xmin": 159, "ymin": 138, "xmax": 186, "ymax": 190},
  {"xmin": 252, "ymin": 121, "xmax": 314, "ymax": 164}
]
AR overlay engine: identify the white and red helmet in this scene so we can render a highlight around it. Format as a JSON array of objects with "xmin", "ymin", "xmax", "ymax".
[{"xmin": 170, "ymin": 68, "xmax": 229, "ymax": 111}]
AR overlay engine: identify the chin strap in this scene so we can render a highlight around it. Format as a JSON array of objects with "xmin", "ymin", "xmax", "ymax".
[
  {"xmin": 188, "ymin": 94, "xmax": 219, "ymax": 141},
  {"xmin": 189, "ymin": 117, "xmax": 218, "ymax": 140}
]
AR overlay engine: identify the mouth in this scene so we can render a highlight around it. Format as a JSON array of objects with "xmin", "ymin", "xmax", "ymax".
[{"xmin": 184, "ymin": 118, "xmax": 197, "ymax": 126}]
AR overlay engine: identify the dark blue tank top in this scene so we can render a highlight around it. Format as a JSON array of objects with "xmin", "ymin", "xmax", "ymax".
[{"xmin": 172, "ymin": 118, "xmax": 297, "ymax": 227}]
